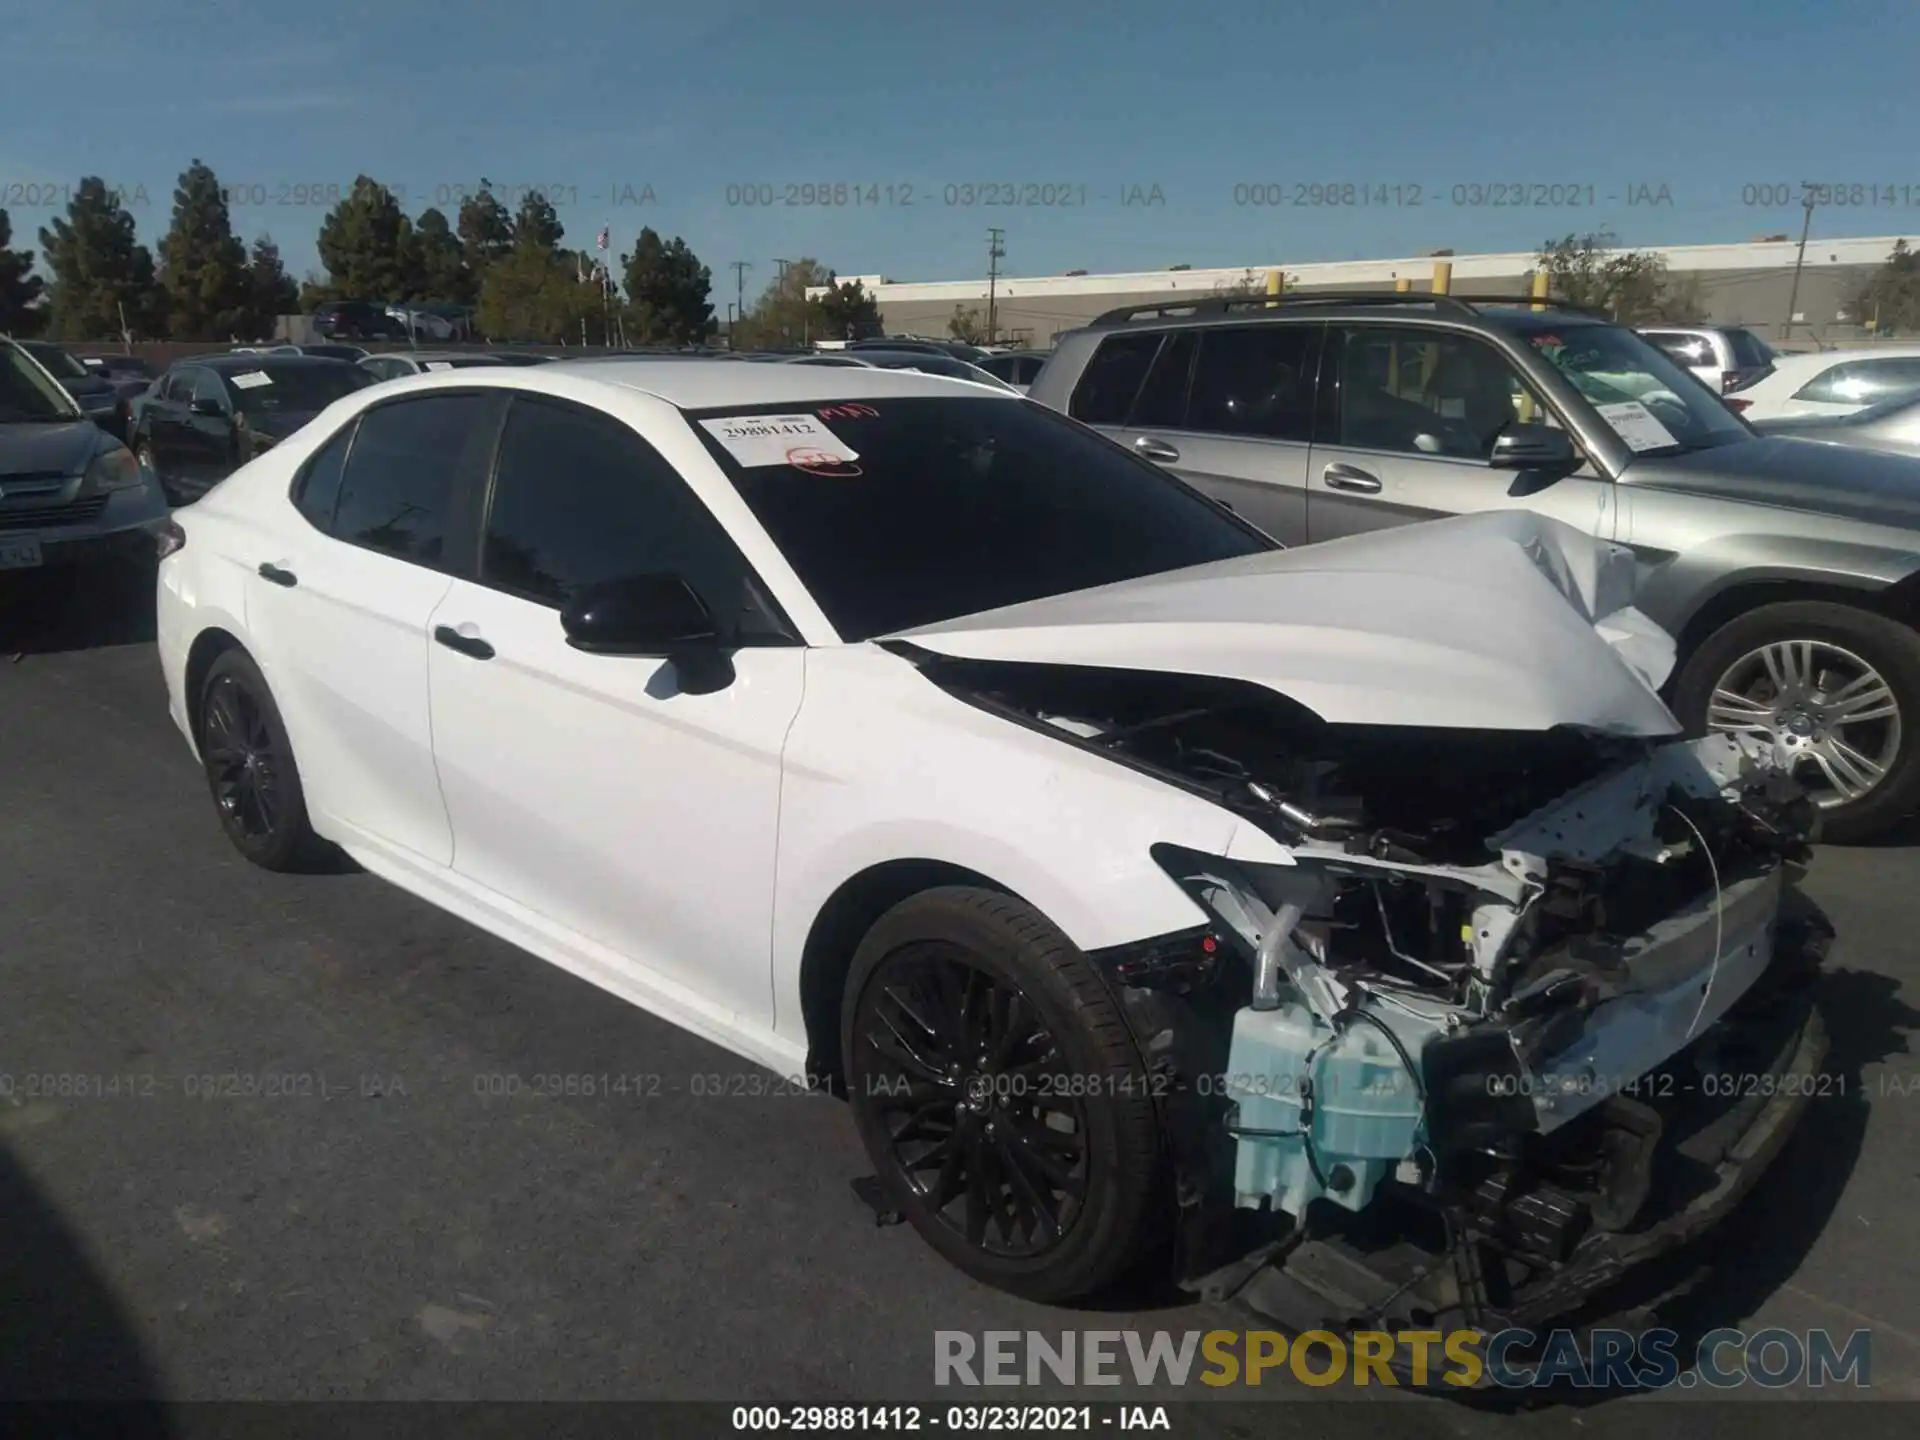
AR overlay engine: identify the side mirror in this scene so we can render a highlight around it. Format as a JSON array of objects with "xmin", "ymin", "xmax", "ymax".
[
  {"xmin": 188, "ymin": 397, "xmax": 226, "ymax": 418},
  {"xmin": 1488, "ymin": 422, "xmax": 1578, "ymax": 469},
  {"xmin": 560, "ymin": 572, "xmax": 734, "ymax": 692}
]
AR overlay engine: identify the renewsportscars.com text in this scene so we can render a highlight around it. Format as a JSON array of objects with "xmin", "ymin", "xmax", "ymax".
[{"xmin": 934, "ymin": 1327, "xmax": 1872, "ymax": 1390}]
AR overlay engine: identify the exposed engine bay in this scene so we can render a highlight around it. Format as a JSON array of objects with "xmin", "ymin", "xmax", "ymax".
[{"xmin": 900, "ymin": 649, "xmax": 1829, "ymax": 1336}]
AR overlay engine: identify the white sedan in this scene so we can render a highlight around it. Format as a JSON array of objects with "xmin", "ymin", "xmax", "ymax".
[
  {"xmin": 154, "ymin": 360, "xmax": 1824, "ymax": 1317},
  {"xmin": 1723, "ymin": 343, "xmax": 1920, "ymax": 421}
]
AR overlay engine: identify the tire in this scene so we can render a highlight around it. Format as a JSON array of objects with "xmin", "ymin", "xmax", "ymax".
[
  {"xmin": 841, "ymin": 886, "xmax": 1162, "ymax": 1302},
  {"xmin": 1671, "ymin": 600, "xmax": 1920, "ymax": 843},
  {"xmin": 197, "ymin": 649, "xmax": 324, "ymax": 871}
]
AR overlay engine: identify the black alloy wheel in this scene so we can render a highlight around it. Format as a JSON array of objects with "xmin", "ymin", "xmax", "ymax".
[
  {"xmin": 856, "ymin": 946, "xmax": 1089, "ymax": 1259},
  {"xmin": 197, "ymin": 649, "xmax": 323, "ymax": 870}
]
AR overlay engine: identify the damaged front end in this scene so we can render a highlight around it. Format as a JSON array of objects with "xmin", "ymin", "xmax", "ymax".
[{"xmin": 908, "ymin": 651, "xmax": 1829, "ymax": 1337}]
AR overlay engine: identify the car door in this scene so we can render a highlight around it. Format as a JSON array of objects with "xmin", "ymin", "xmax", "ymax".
[
  {"xmin": 423, "ymin": 393, "xmax": 805, "ymax": 1026},
  {"xmin": 243, "ymin": 392, "xmax": 506, "ymax": 866},
  {"xmin": 141, "ymin": 371, "xmax": 189, "ymax": 473},
  {"xmin": 177, "ymin": 368, "xmax": 240, "ymax": 487},
  {"xmin": 1114, "ymin": 324, "xmax": 1319, "ymax": 544},
  {"xmin": 1305, "ymin": 323, "xmax": 1616, "ymax": 544}
]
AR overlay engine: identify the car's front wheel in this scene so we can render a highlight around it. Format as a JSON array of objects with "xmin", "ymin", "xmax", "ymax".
[
  {"xmin": 198, "ymin": 649, "xmax": 324, "ymax": 870},
  {"xmin": 842, "ymin": 887, "xmax": 1162, "ymax": 1302},
  {"xmin": 1672, "ymin": 600, "xmax": 1920, "ymax": 842}
]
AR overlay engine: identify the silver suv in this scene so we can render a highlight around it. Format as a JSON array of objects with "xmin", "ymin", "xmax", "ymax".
[
  {"xmin": 1638, "ymin": 324, "xmax": 1777, "ymax": 394},
  {"xmin": 1027, "ymin": 293, "xmax": 1920, "ymax": 841}
]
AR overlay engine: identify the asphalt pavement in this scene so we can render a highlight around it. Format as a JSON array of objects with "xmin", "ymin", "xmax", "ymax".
[{"xmin": 1, "ymin": 560, "xmax": 1916, "ymax": 1433}]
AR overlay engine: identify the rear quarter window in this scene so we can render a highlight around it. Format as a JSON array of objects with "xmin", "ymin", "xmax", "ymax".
[{"xmin": 1067, "ymin": 332, "xmax": 1161, "ymax": 425}]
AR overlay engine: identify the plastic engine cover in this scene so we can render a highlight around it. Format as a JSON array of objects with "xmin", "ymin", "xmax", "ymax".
[{"xmin": 1224, "ymin": 1001, "xmax": 1446, "ymax": 1217}]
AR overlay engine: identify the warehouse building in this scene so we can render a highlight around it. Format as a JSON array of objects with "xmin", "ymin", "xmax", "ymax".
[{"xmin": 811, "ymin": 234, "xmax": 1916, "ymax": 348}]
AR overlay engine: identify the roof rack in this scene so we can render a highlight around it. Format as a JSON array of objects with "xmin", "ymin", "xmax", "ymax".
[{"xmin": 1089, "ymin": 291, "xmax": 1608, "ymax": 327}]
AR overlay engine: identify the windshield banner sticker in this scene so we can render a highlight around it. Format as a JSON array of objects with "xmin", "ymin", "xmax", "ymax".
[
  {"xmin": 700, "ymin": 413, "xmax": 859, "ymax": 468},
  {"xmin": 1595, "ymin": 399, "xmax": 1677, "ymax": 452},
  {"xmin": 230, "ymin": 371, "xmax": 274, "ymax": 390}
]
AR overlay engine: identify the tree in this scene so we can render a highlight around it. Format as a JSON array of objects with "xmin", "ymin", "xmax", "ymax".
[
  {"xmin": 0, "ymin": 207, "xmax": 46, "ymax": 335},
  {"xmin": 817, "ymin": 278, "xmax": 882, "ymax": 340},
  {"xmin": 38, "ymin": 177, "xmax": 159, "ymax": 339},
  {"xmin": 947, "ymin": 304, "xmax": 989, "ymax": 343},
  {"xmin": 246, "ymin": 235, "xmax": 299, "ymax": 339},
  {"xmin": 410, "ymin": 207, "xmax": 473, "ymax": 305},
  {"xmin": 476, "ymin": 243, "xmax": 595, "ymax": 343},
  {"xmin": 297, "ymin": 272, "xmax": 331, "ymax": 311},
  {"xmin": 621, "ymin": 228, "xmax": 714, "ymax": 345},
  {"xmin": 316, "ymin": 176, "xmax": 417, "ymax": 301},
  {"xmin": 512, "ymin": 190, "xmax": 564, "ymax": 252},
  {"xmin": 1534, "ymin": 231, "xmax": 1692, "ymax": 325},
  {"xmin": 735, "ymin": 258, "xmax": 835, "ymax": 348},
  {"xmin": 457, "ymin": 180, "xmax": 514, "ymax": 277},
  {"xmin": 1850, "ymin": 239, "xmax": 1920, "ymax": 334},
  {"xmin": 1211, "ymin": 268, "xmax": 1285, "ymax": 297},
  {"xmin": 157, "ymin": 159, "xmax": 253, "ymax": 339}
]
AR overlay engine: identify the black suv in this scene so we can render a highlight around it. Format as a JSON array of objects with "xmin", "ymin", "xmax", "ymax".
[{"xmin": 310, "ymin": 301, "xmax": 407, "ymax": 342}]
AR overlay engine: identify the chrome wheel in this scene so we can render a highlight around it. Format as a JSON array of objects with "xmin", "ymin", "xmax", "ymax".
[
  {"xmin": 202, "ymin": 673, "xmax": 283, "ymax": 839},
  {"xmin": 1705, "ymin": 638, "xmax": 1902, "ymax": 808},
  {"xmin": 853, "ymin": 948, "xmax": 1089, "ymax": 1259}
]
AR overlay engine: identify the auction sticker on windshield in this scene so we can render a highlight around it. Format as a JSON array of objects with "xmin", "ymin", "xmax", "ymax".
[
  {"xmin": 700, "ymin": 413, "xmax": 858, "ymax": 468},
  {"xmin": 1595, "ymin": 399, "xmax": 1677, "ymax": 453},
  {"xmin": 230, "ymin": 371, "xmax": 273, "ymax": 390}
]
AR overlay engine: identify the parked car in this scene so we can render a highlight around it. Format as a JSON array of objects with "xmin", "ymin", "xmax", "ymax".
[
  {"xmin": 1720, "ymin": 344, "xmax": 1920, "ymax": 420},
  {"xmin": 480, "ymin": 351, "xmax": 554, "ymax": 366},
  {"xmin": 80, "ymin": 354, "xmax": 158, "ymax": 385},
  {"xmin": 129, "ymin": 355, "xmax": 372, "ymax": 502},
  {"xmin": 974, "ymin": 348, "xmax": 1052, "ymax": 394},
  {"xmin": 798, "ymin": 348, "xmax": 1019, "ymax": 391},
  {"xmin": 310, "ymin": 301, "xmax": 407, "ymax": 343},
  {"xmin": 154, "ymin": 359, "xmax": 1824, "ymax": 1330},
  {"xmin": 848, "ymin": 336, "xmax": 995, "ymax": 364},
  {"xmin": 1, "ymin": 338, "xmax": 168, "ymax": 577},
  {"xmin": 359, "ymin": 352, "xmax": 514, "ymax": 381},
  {"xmin": 1028, "ymin": 291, "xmax": 1920, "ymax": 839},
  {"xmin": 1636, "ymin": 325, "xmax": 1776, "ymax": 394},
  {"xmin": 1754, "ymin": 391, "xmax": 1920, "ymax": 455},
  {"xmin": 387, "ymin": 305, "xmax": 456, "ymax": 342},
  {"xmin": 17, "ymin": 339, "xmax": 134, "ymax": 440},
  {"xmin": 292, "ymin": 343, "xmax": 371, "ymax": 363}
]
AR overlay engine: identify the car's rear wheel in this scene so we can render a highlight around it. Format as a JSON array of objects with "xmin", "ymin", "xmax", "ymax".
[
  {"xmin": 198, "ymin": 649, "xmax": 323, "ymax": 871},
  {"xmin": 1672, "ymin": 601, "xmax": 1920, "ymax": 842},
  {"xmin": 841, "ymin": 887, "xmax": 1162, "ymax": 1302}
]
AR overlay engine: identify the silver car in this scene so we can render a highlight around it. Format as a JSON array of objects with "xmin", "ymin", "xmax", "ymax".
[
  {"xmin": 1029, "ymin": 293, "xmax": 1920, "ymax": 841},
  {"xmin": 1756, "ymin": 392, "xmax": 1920, "ymax": 454}
]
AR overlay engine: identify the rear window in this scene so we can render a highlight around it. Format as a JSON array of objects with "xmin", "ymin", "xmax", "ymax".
[
  {"xmin": 1067, "ymin": 332, "xmax": 1161, "ymax": 424},
  {"xmin": 1727, "ymin": 329, "xmax": 1774, "ymax": 367},
  {"xmin": 218, "ymin": 363, "xmax": 372, "ymax": 413},
  {"xmin": 1792, "ymin": 357, "xmax": 1920, "ymax": 405},
  {"xmin": 690, "ymin": 395, "xmax": 1272, "ymax": 640}
]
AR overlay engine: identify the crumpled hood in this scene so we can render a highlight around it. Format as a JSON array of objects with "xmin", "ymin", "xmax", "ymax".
[
  {"xmin": 0, "ymin": 421, "xmax": 107, "ymax": 478},
  {"xmin": 890, "ymin": 510, "xmax": 1681, "ymax": 736}
]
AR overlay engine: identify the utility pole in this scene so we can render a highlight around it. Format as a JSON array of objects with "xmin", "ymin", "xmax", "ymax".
[
  {"xmin": 1784, "ymin": 184, "xmax": 1818, "ymax": 341},
  {"xmin": 985, "ymin": 228, "xmax": 1005, "ymax": 344},
  {"xmin": 729, "ymin": 261, "xmax": 750, "ymax": 348}
]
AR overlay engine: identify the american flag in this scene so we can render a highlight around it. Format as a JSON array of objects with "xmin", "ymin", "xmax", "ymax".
[{"xmin": 596, "ymin": 225, "xmax": 610, "ymax": 252}]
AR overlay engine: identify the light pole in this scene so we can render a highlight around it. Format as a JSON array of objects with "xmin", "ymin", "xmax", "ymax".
[{"xmin": 1784, "ymin": 184, "xmax": 1818, "ymax": 341}]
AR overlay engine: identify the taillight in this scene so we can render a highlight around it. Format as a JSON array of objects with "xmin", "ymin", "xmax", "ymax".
[
  {"xmin": 1725, "ymin": 397, "xmax": 1752, "ymax": 413},
  {"xmin": 156, "ymin": 519, "xmax": 186, "ymax": 559}
]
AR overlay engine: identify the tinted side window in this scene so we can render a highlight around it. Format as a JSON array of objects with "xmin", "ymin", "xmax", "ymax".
[
  {"xmin": 332, "ymin": 393, "xmax": 498, "ymax": 566},
  {"xmin": 1067, "ymin": 333, "xmax": 1160, "ymax": 424},
  {"xmin": 1795, "ymin": 357, "xmax": 1920, "ymax": 404},
  {"xmin": 481, "ymin": 396, "xmax": 785, "ymax": 640},
  {"xmin": 1129, "ymin": 332, "xmax": 1198, "ymax": 428},
  {"xmin": 292, "ymin": 424, "xmax": 354, "ymax": 533},
  {"xmin": 1185, "ymin": 326, "xmax": 1317, "ymax": 441},
  {"xmin": 190, "ymin": 370, "xmax": 228, "ymax": 407}
]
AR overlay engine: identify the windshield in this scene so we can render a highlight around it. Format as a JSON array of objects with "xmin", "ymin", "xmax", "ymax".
[
  {"xmin": 1, "ymin": 343, "xmax": 85, "ymax": 422},
  {"xmin": 220, "ymin": 363, "xmax": 372, "ymax": 413},
  {"xmin": 1527, "ymin": 325, "xmax": 1753, "ymax": 455},
  {"xmin": 22, "ymin": 342, "xmax": 91, "ymax": 382},
  {"xmin": 691, "ymin": 396, "xmax": 1272, "ymax": 640}
]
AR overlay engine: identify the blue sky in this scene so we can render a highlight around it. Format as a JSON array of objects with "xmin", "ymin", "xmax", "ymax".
[{"xmin": 5, "ymin": 0, "xmax": 1918, "ymax": 293}]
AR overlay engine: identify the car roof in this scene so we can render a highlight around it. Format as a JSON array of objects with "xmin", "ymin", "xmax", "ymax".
[
  {"xmin": 191, "ymin": 353, "xmax": 357, "ymax": 371},
  {"xmin": 421, "ymin": 357, "xmax": 1018, "ymax": 408},
  {"xmin": 375, "ymin": 350, "xmax": 505, "ymax": 362},
  {"xmin": 1767, "ymin": 344, "xmax": 1920, "ymax": 371}
]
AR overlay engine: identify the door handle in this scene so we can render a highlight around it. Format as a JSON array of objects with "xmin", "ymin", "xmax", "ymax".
[
  {"xmin": 1133, "ymin": 436, "xmax": 1181, "ymax": 463},
  {"xmin": 1321, "ymin": 463, "xmax": 1383, "ymax": 494},
  {"xmin": 257, "ymin": 562, "xmax": 298, "ymax": 587},
  {"xmin": 434, "ymin": 624, "xmax": 496, "ymax": 661}
]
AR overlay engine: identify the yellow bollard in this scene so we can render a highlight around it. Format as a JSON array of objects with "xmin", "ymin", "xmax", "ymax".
[
  {"xmin": 1395, "ymin": 278, "xmax": 1411, "ymax": 292},
  {"xmin": 1531, "ymin": 270, "xmax": 1550, "ymax": 311},
  {"xmin": 1266, "ymin": 269, "xmax": 1285, "ymax": 307},
  {"xmin": 1431, "ymin": 261, "xmax": 1452, "ymax": 295}
]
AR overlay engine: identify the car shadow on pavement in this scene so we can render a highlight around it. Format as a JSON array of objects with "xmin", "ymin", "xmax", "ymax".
[
  {"xmin": 0, "ymin": 1141, "xmax": 172, "ymax": 1429},
  {"xmin": 1480, "ymin": 891, "xmax": 1909, "ymax": 1409},
  {"xmin": 0, "ymin": 562, "xmax": 159, "ymax": 658}
]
